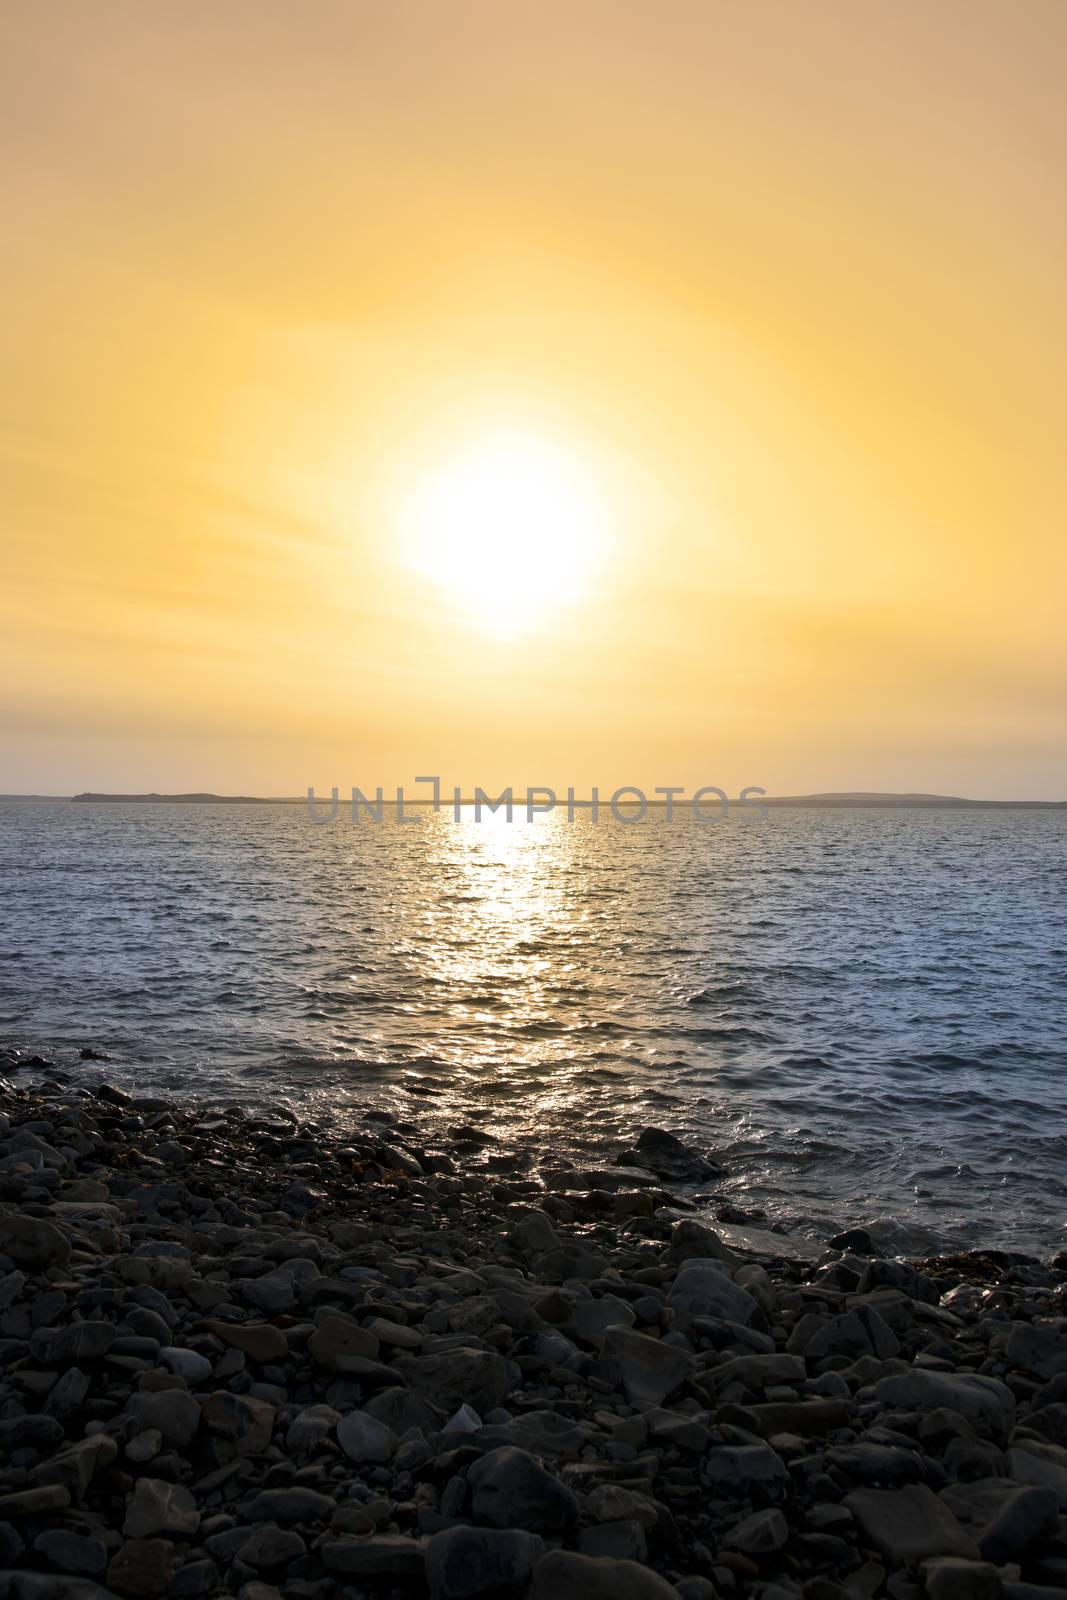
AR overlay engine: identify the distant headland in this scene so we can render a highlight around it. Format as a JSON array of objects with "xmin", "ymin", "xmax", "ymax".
[{"xmin": 60, "ymin": 790, "xmax": 1067, "ymax": 808}]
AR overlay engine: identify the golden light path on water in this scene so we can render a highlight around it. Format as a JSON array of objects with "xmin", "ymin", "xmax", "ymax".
[{"xmin": 404, "ymin": 806, "xmax": 633, "ymax": 1145}]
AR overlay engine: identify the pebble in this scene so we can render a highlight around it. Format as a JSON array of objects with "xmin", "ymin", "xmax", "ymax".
[{"xmin": 2, "ymin": 1080, "xmax": 1067, "ymax": 1598}]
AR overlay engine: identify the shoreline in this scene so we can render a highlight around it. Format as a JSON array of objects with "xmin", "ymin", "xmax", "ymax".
[
  {"xmin": 3, "ymin": 1078, "xmax": 1067, "ymax": 1598},
  {"xmin": 1, "ymin": 1044, "xmax": 1061, "ymax": 1262}
]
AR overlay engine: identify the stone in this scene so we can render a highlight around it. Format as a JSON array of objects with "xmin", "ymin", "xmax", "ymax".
[
  {"xmin": 366, "ymin": 1315, "xmax": 423, "ymax": 1350},
  {"xmin": 169, "ymin": 1559, "xmax": 219, "ymax": 1598},
  {"xmin": 123, "ymin": 1389, "xmax": 201, "ymax": 1450},
  {"xmin": 126, "ymin": 1429, "xmax": 162, "ymax": 1463},
  {"xmin": 478, "ymin": 1410, "xmax": 588, "ymax": 1457},
  {"xmin": 239, "ymin": 1526, "xmax": 307, "ymax": 1569},
  {"xmin": 123, "ymin": 1478, "xmax": 200, "ymax": 1538},
  {"xmin": 33, "ymin": 1434, "xmax": 116, "ymax": 1499},
  {"xmin": 242, "ymin": 1487, "xmax": 334, "ymax": 1525},
  {"xmin": 845, "ymin": 1486, "xmax": 980, "ymax": 1566},
  {"xmin": 337, "ymin": 1408, "xmax": 397, "ymax": 1463},
  {"xmin": 444, "ymin": 1403, "xmax": 483, "ymax": 1434},
  {"xmin": 876, "ymin": 1372, "xmax": 1015, "ymax": 1441},
  {"xmin": 107, "ymin": 1537, "xmax": 175, "ymax": 1598},
  {"xmin": 158, "ymin": 1346, "xmax": 212, "ymax": 1383},
  {"xmin": 579, "ymin": 1522, "xmax": 648, "ymax": 1561},
  {"xmin": 0, "ymin": 1213, "xmax": 71, "ymax": 1269},
  {"xmin": 31, "ymin": 1529, "xmax": 108, "ymax": 1578},
  {"xmin": 977, "ymin": 1487, "xmax": 1058, "ymax": 1562},
  {"xmin": 507, "ymin": 1208, "xmax": 561, "ymax": 1254},
  {"xmin": 426, "ymin": 1526, "xmax": 546, "ymax": 1599},
  {"xmin": 629, "ymin": 1127, "xmax": 722, "ymax": 1183},
  {"xmin": 668, "ymin": 1260, "xmax": 758, "ymax": 1327},
  {"xmin": 922, "ymin": 1559, "xmax": 1004, "ymax": 1600},
  {"xmin": 322, "ymin": 1535, "xmax": 427, "ymax": 1577},
  {"xmin": 536, "ymin": 1243, "xmax": 608, "ymax": 1281},
  {"xmin": 286, "ymin": 1402, "xmax": 340, "ymax": 1452},
  {"xmin": 669, "ymin": 1219, "xmax": 739, "ymax": 1266},
  {"xmin": 29, "ymin": 1321, "xmax": 115, "ymax": 1364},
  {"xmin": 1007, "ymin": 1443, "xmax": 1067, "ymax": 1508},
  {"xmin": 587, "ymin": 1486, "xmax": 658, "ymax": 1528},
  {"xmin": 468, "ymin": 1446, "xmax": 579, "ymax": 1533},
  {"xmin": 727, "ymin": 1508, "xmax": 790, "ymax": 1555},
  {"xmin": 803, "ymin": 1307, "xmax": 900, "ymax": 1362},
  {"xmin": 396, "ymin": 1348, "xmax": 509, "ymax": 1413},
  {"xmin": 565, "ymin": 1295, "xmax": 636, "ymax": 1343},
  {"xmin": 603, "ymin": 1325, "xmax": 697, "ymax": 1406},
  {"xmin": 712, "ymin": 1352, "xmax": 806, "ymax": 1390},
  {"xmin": 198, "ymin": 1320, "xmax": 288, "ymax": 1361},
  {"xmin": 307, "ymin": 1313, "xmax": 380, "ymax": 1370},
  {"xmin": 704, "ymin": 1444, "xmax": 788, "ymax": 1498},
  {"xmin": 200, "ymin": 1391, "xmax": 274, "ymax": 1455},
  {"xmin": 1006, "ymin": 1323, "xmax": 1067, "ymax": 1382},
  {"xmin": 531, "ymin": 1549, "xmax": 682, "ymax": 1599}
]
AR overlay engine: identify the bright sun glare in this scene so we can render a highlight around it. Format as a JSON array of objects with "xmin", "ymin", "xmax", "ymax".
[{"xmin": 401, "ymin": 430, "xmax": 609, "ymax": 638}]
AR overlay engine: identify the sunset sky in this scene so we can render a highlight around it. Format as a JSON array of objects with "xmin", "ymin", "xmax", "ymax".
[{"xmin": 3, "ymin": 0, "xmax": 1065, "ymax": 798}]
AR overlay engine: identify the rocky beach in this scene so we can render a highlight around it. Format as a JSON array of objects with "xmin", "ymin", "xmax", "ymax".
[{"xmin": 3, "ymin": 1066, "xmax": 1067, "ymax": 1600}]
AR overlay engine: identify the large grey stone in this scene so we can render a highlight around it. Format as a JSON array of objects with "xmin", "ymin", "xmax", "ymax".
[
  {"xmin": 603, "ymin": 1326, "xmax": 697, "ymax": 1406},
  {"xmin": 876, "ymin": 1372, "xmax": 1015, "ymax": 1441},
  {"xmin": 845, "ymin": 1485, "xmax": 980, "ymax": 1565},
  {"xmin": 704, "ymin": 1444, "xmax": 788, "ymax": 1498},
  {"xmin": 668, "ymin": 1260, "xmax": 758, "ymax": 1327},
  {"xmin": 531, "ymin": 1550, "xmax": 681, "ymax": 1600},
  {"xmin": 396, "ymin": 1348, "xmax": 509, "ymax": 1413},
  {"xmin": 468, "ymin": 1446, "xmax": 579, "ymax": 1533},
  {"xmin": 426, "ymin": 1526, "xmax": 545, "ymax": 1599},
  {"xmin": 337, "ymin": 1408, "xmax": 397, "ymax": 1464}
]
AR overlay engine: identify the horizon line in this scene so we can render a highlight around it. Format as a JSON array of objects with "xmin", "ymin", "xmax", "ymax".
[{"xmin": 2, "ymin": 790, "xmax": 1064, "ymax": 809}]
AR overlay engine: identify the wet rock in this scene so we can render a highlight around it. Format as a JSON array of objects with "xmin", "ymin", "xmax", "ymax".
[{"xmin": 622, "ymin": 1127, "xmax": 723, "ymax": 1184}]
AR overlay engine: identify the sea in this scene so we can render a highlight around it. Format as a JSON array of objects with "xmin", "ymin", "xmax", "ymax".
[{"xmin": 2, "ymin": 798, "xmax": 1065, "ymax": 1255}]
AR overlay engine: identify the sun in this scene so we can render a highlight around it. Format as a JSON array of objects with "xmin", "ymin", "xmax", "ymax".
[{"xmin": 399, "ymin": 429, "xmax": 610, "ymax": 638}]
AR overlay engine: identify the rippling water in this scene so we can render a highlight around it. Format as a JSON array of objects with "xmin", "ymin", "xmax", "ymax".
[{"xmin": 2, "ymin": 800, "xmax": 1065, "ymax": 1253}]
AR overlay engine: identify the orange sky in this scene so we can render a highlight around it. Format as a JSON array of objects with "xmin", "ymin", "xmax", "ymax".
[{"xmin": 2, "ymin": 1, "xmax": 1065, "ymax": 797}]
